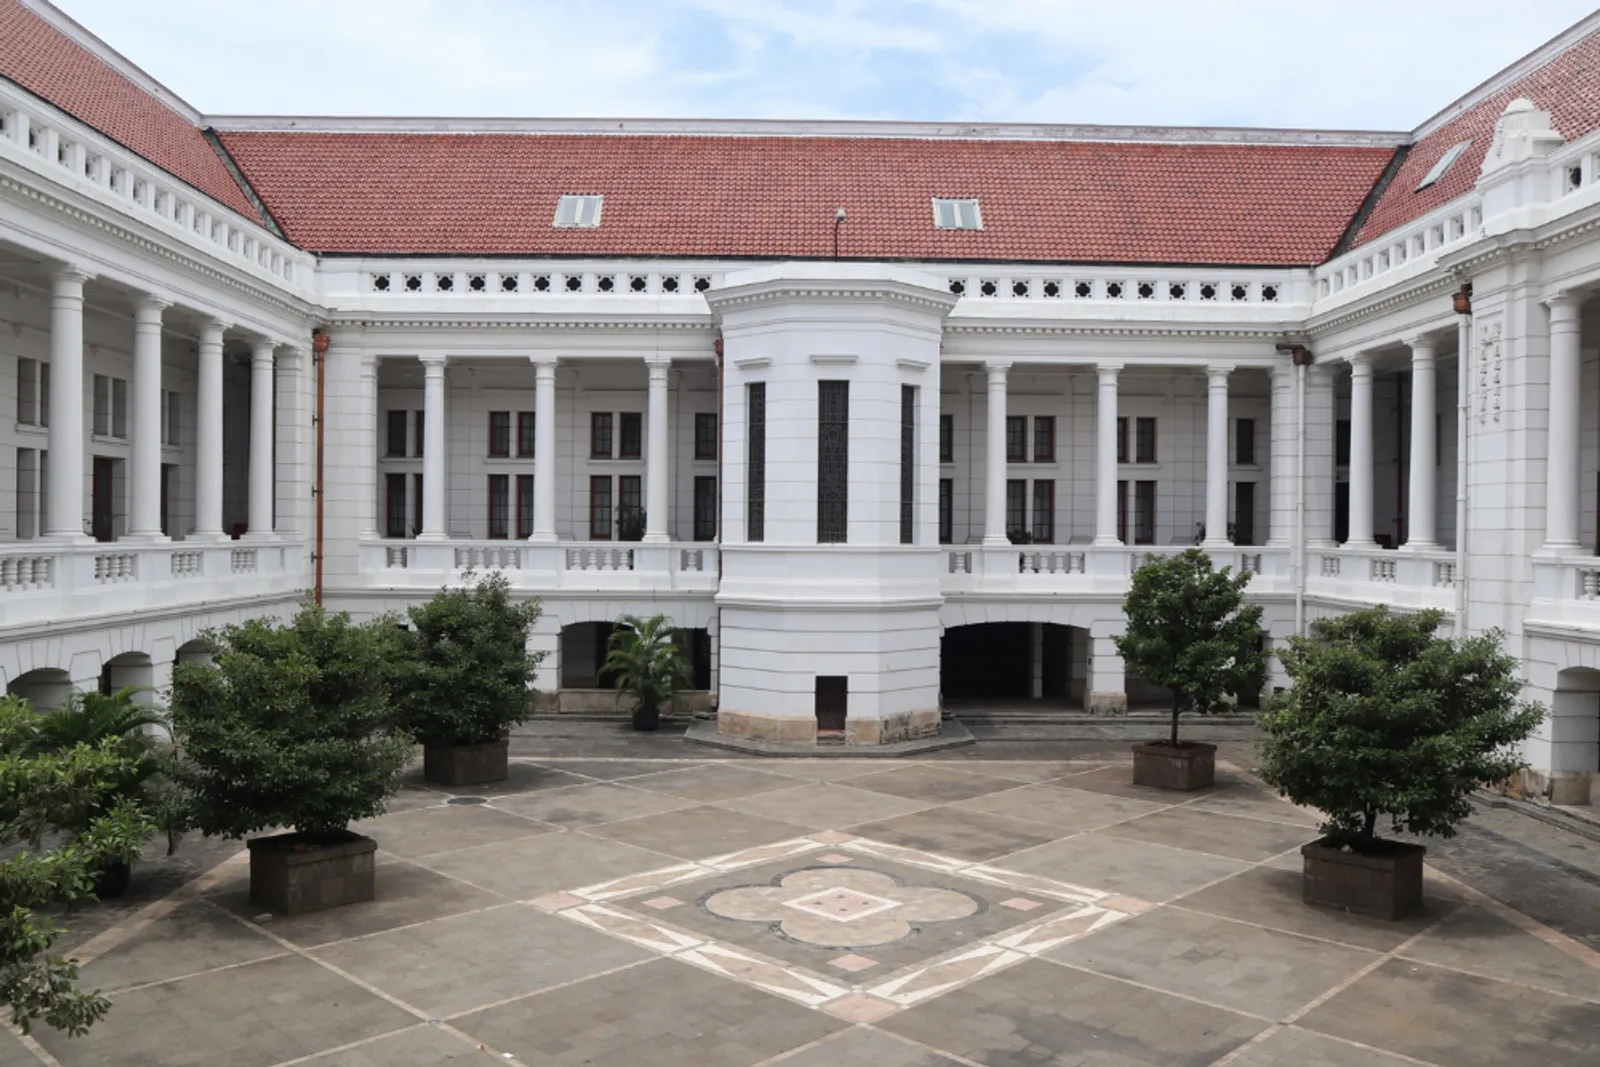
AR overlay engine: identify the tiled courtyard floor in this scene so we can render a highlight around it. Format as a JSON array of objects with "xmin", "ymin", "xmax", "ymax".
[{"xmin": 7, "ymin": 748, "xmax": 1600, "ymax": 1067}]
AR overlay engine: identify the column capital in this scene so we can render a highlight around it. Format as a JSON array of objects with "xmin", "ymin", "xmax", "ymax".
[
  {"xmin": 529, "ymin": 354, "xmax": 559, "ymax": 367},
  {"xmin": 1345, "ymin": 350, "xmax": 1374, "ymax": 372},
  {"xmin": 1543, "ymin": 289, "xmax": 1584, "ymax": 316},
  {"xmin": 1096, "ymin": 361, "xmax": 1123, "ymax": 380},
  {"xmin": 644, "ymin": 353, "xmax": 673, "ymax": 370},
  {"xmin": 985, "ymin": 359, "xmax": 1012, "ymax": 382},
  {"xmin": 1205, "ymin": 363, "xmax": 1234, "ymax": 382},
  {"xmin": 199, "ymin": 318, "xmax": 230, "ymax": 341},
  {"xmin": 1403, "ymin": 334, "xmax": 1438, "ymax": 358},
  {"xmin": 250, "ymin": 337, "xmax": 277, "ymax": 362},
  {"xmin": 133, "ymin": 294, "xmax": 172, "ymax": 319},
  {"xmin": 1269, "ymin": 361, "xmax": 1296, "ymax": 383},
  {"xmin": 49, "ymin": 264, "xmax": 93, "ymax": 288},
  {"xmin": 419, "ymin": 352, "xmax": 449, "ymax": 369}
]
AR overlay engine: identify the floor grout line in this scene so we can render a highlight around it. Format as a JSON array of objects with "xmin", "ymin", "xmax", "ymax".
[
  {"xmin": 436, "ymin": 955, "xmax": 661, "ymax": 1021},
  {"xmin": 1, "ymin": 1025, "xmax": 63, "ymax": 1067},
  {"xmin": 262, "ymin": 1022, "xmax": 431, "ymax": 1067},
  {"xmin": 1036, "ymin": 956, "xmax": 1278, "ymax": 1025},
  {"xmin": 1420, "ymin": 864, "xmax": 1600, "ymax": 970},
  {"xmin": 859, "ymin": 1024, "xmax": 991, "ymax": 1067},
  {"xmin": 103, "ymin": 948, "xmax": 293, "ymax": 995}
]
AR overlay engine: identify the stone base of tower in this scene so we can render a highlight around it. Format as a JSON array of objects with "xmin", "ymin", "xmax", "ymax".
[{"xmin": 685, "ymin": 714, "xmax": 973, "ymax": 756}]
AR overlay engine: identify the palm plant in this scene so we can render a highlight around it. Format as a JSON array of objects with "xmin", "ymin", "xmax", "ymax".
[
  {"xmin": 601, "ymin": 614, "xmax": 693, "ymax": 730},
  {"xmin": 28, "ymin": 687, "xmax": 165, "ymax": 752}
]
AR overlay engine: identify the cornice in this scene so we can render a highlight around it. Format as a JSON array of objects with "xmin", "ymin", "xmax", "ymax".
[
  {"xmin": 325, "ymin": 312, "xmax": 717, "ymax": 331},
  {"xmin": 942, "ymin": 321, "xmax": 1304, "ymax": 341},
  {"xmin": 705, "ymin": 281, "xmax": 958, "ymax": 316},
  {"xmin": 1305, "ymin": 273, "xmax": 1457, "ymax": 335}
]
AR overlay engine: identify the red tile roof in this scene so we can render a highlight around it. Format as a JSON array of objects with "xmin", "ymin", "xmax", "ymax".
[
  {"xmin": 1352, "ymin": 27, "xmax": 1600, "ymax": 249},
  {"xmin": 0, "ymin": 0, "xmax": 260, "ymax": 220},
  {"xmin": 218, "ymin": 131, "xmax": 1395, "ymax": 266}
]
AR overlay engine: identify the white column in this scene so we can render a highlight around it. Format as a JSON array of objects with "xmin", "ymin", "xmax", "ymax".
[
  {"xmin": 247, "ymin": 339, "xmax": 276, "ymax": 539},
  {"xmin": 1545, "ymin": 294, "xmax": 1583, "ymax": 551},
  {"xmin": 983, "ymin": 360, "xmax": 1011, "ymax": 546},
  {"xmin": 1305, "ymin": 364, "xmax": 1336, "ymax": 546},
  {"xmin": 274, "ymin": 346, "xmax": 308, "ymax": 537},
  {"xmin": 644, "ymin": 356, "xmax": 671, "ymax": 543},
  {"xmin": 357, "ymin": 353, "xmax": 380, "ymax": 541},
  {"xmin": 531, "ymin": 357, "xmax": 558, "ymax": 542},
  {"xmin": 1094, "ymin": 362, "xmax": 1122, "ymax": 546},
  {"xmin": 45, "ymin": 267, "xmax": 91, "ymax": 540},
  {"xmin": 1345, "ymin": 352, "xmax": 1376, "ymax": 547},
  {"xmin": 418, "ymin": 355, "xmax": 448, "ymax": 540},
  {"xmin": 194, "ymin": 319, "xmax": 227, "ymax": 540},
  {"xmin": 1403, "ymin": 336, "xmax": 1439, "ymax": 550},
  {"xmin": 1267, "ymin": 362, "xmax": 1295, "ymax": 547},
  {"xmin": 1203, "ymin": 364, "xmax": 1232, "ymax": 546},
  {"xmin": 128, "ymin": 294, "xmax": 169, "ymax": 540}
]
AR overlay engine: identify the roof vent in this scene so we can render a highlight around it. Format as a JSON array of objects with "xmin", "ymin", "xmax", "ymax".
[
  {"xmin": 554, "ymin": 194, "xmax": 603, "ymax": 228},
  {"xmin": 1416, "ymin": 141, "xmax": 1471, "ymax": 191},
  {"xmin": 933, "ymin": 198, "xmax": 982, "ymax": 230}
]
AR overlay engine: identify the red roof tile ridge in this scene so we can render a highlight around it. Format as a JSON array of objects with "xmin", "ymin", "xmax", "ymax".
[{"xmin": 19, "ymin": 0, "xmax": 202, "ymax": 125}]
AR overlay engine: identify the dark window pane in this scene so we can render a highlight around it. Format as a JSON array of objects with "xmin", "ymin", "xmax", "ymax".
[
  {"xmin": 591, "ymin": 412, "xmax": 613, "ymax": 458},
  {"xmin": 939, "ymin": 478, "xmax": 953, "ymax": 544},
  {"xmin": 589, "ymin": 475, "xmax": 612, "ymax": 540},
  {"xmin": 1134, "ymin": 480, "xmax": 1156, "ymax": 544},
  {"xmin": 695, "ymin": 413, "xmax": 717, "ymax": 460},
  {"xmin": 1006, "ymin": 415, "xmax": 1027, "ymax": 462},
  {"xmin": 1032, "ymin": 416, "xmax": 1055, "ymax": 463},
  {"xmin": 900, "ymin": 385, "xmax": 915, "ymax": 545},
  {"xmin": 385, "ymin": 473, "xmax": 407, "ymax": 538},
  {"xmin": 488, "ymin": 411, "xmax": 510, "ymax": 457},
  {"xmin": 1335, "ymin": 419, "xmax": 1351, "ymax": 466},
  {"xmin": 1234, "ymin": 481, "xmax": 1255, "ymax": 545},
  {"xmin": 517, "ymin": 474, "xmax": 534, "ymax": 539},
  {"xmin": 1116, "ymin": 417, "xmax": 1128, "ymax": 464},
  {"xmin": 939, "ymin": 414, "xmax": 953, "ymax": 464},
  {"xmin": 817, "ymin": 381, "xmax": 849, "ymax": 543},
  {"xmin": 1006, "ymin": 479, "xmax": 1026, "ymax": 538},
  {"xmin": 414, "ymin": 410, "xmax": 425, "ymax": 458},
  {"xmin": 1032, "ymin": 479, "xmax": 1054, "ymax": 543},
  {"xmin": 1135, "ymin": 417, "xmax": 1157, "ymax": 463},
  {"xmin": 487, "ymin": 474, "xmax": 509, "ymax": 538},
  {"xmin": 1117, "ymin": 480, "xmax": 1128, "ymax": 543},
  {"xmin": 1235, "ymin": 417, "xmax": 1255, "ymax": 466},
  {"xmin": 412, "ymin": 473, "xmax": 423, "ymax": 537},
  {"xmin": 619, "ymin": 412, "xmax": 642, "ymax": 459},
  {"xmin": 747, "ymin": 384, "xmax": 766, "ymax": 542},
  {"xmin": 694, "ymin": 476, "xmax": 717, "ymax": 540},
  {"xmin": 518, "ymin": 412, "xmax": 536, "ymax": 457},
  {"xmin": 618, "ymin": 475, "xmax": 642, "ymax": 536},
  {"xmin": 386, "ymin": 410, "xmax": 408, "ymax": 457}
]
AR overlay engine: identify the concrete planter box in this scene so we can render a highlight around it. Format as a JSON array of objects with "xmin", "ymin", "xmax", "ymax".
[
  {"xmin": 423, "ymin": 738, "xmax": 510, "ymax": 786},
  {"xmin": 1301, "ymin": 838, "xmax": 1425, "ymax": 921},
  {"xmin": 248, "ymin": 830, "xmax": 376, "ymax": 916},
  {"xmin": 1131, "ymin": 741, "xmax": 1216, "ymax": 791}
]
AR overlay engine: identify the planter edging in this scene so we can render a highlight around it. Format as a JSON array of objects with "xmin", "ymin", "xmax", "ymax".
[
  {"xmin": 1130, "ymin": 740, "xmax": 1217, "ymax": 791},
  {"xmin": 247, "ymin": 829, "xmax": 377, "ymax": 916},
  {"xmin": 423, "ymin": 737, "xmax": 510, "ymax": 786},
  {"xmin": 1301, "ymin": 836, "xmax": 1425, "ymax": 921}
]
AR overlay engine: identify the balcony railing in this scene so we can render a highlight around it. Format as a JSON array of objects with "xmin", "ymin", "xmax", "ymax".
[
  {"xmin": 1528, "ymin": 555, "xmax": 1600, "ymax": 630},
  {"xmin": 1304, "ymin": 547, "xmax": 1456, "ymax": 611},
  {"xmin": 360, "ymin": 539, "xmax": 718, "ymax": 594}
]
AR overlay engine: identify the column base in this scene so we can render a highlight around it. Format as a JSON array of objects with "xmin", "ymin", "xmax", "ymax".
[
  {"xmin": 186, "ymin": 531, "xmax": 232, "ymax": 545},
  {"xmin": 1091, "ymin": 536, "xmax": 1124, "ymax": 548},
  {"xmin": 642, "ymin": 532, "xmax": 671, "ymax": 545},
  {"xmin": 43, "ymin": 531, "xmax": 93, "ymax": 545},
  {"xmin": 526, "ymin": 531, "xmax": 560, "ymax": 544},
  {"xmin": 1341, "ymin": 538, "xmax": 1378, "ymax": 550},
  {"xmin": 1398, "ymin": 540, "xmax": 1439, "ymax": 553},
  {"xmin": 1087, "ymin": 691, "xmax": 1128, "ymax": 714},
  {"xmin": 120, "ymin": 531, "xmax": 172, "ymax": 545},
  {"xmin": 1536, "ymin": 540, "xmax": 1584, "ymax": 557},
  {"xmin": 415, "ymin": 532, "xmax": 448, "ymax": 543},
  {"xmin": 1201, "ymin": 538, "xmax": 1233, "ymax": 549},
  {"xmin": 981, "ymin": 534, "xmax": 1011, "ymax": 547},
  {"xmin": 241, "ymin": 531, "xmax": 281, "ymax": 544}
]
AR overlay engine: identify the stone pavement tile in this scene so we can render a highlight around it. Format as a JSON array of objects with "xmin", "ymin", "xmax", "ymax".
[
  {"xmin": 0, "ymin": 1025, "xmax": 39, "ymax": 1067},
  {"xmin": 32, "ymin": 953, "xmax": 416, "ymax": 1067},
  {"xmin": 353, "ymin": 803, "xmax": 555, "ymax": 859},
  {"xmin": 452, "ymin": 958, "xmax": 846, "ymax": 1067},
  {"xmin": 492, "ymin": 782, "xmax": 699, "ymax": 828},
  {"xmin": 382, "ymin": 785, "xmax": 458, "ymax": 813},
  {"xmin": 879, "ymin": 957, "xmax": 1267, "ymax": 1066},
  {"xmin": 1178, "ymin": 866, "xmax": 1456, "ymax": 952},
  {"xmin": 420, "ymin": 831, "xmax": 670, "ymax": 899},
  {"xmin": 850, "ymin": 807, "xmax": 1063, "ymax": 862},
  {"xmin": 211, "ymin": 858, "xmax": 505, "ymax": 947},
  {"xmin": 757, "ymin": 760, "xmax": 894, "ymax": 783},
  {"xmin": 313, "ymin": 903, "xmax": 652, "ymax": 1018},
  {"xmin": 1046, "ymin": 905, "xmax": 1379, "ymax": 1019},
  {"xmin": 531, "ymin": 759, "xmax": 709, "ymax": 782},
  {"xmin": 586, "ymin": 805, "xmax": 810, "ymax": 860},
  {"xmin": 1223, "ymin": 1027, "xmax": 1422, "ymax": 1067},
  {"xmin": 765, "ymin": 1026, "xmax": 968, "ymax": 1066},
  {"xmin": 1100, "ymin": 806, "xmax": 1315, "ymax": 862},
  {"xmin": 715, "ymin": 782, "xmax": 934, "ymax": 829},
  {"xmin": 623, "ymin": 763, "xmax": 797, "ymax": 803},
  {"xmin": 401, "ymin": 761, "xmax": 589, "ymax": 797},
  {"xmin": 1059, "ymin": 764, "xmax": 1237, "ymax": 801},
  {"xmin": 847, "ymin": 764, "xmax": 1023, "ymax": 804},
  {"xmin": 293, "ymin": 1023, "xmax": 487, "ymax": 1065},
  {"xmin": 950, "ymin": 782, "xmax": 1168, "ymax": 832},
  {"xmin": 961, "ymin": 760, "xmax": 1114, "ymax": 784},
  {"xmin": 997, "ymin": 832, "xmax": 1251, "ymax": 901},
  {"xmin": 77, "ymin": 898, "xmax": 285, "ymax": 992},
  {"xmin": 1300, "ymin": 958, "xmax": 1600, "ymax": 1067},
  {"xmin": 1399, "ymin": 904, "xmax": 1600, "ymax": 997},
  {"xmin": 1186, "ymin": 783, "xmax": 1321, "ymax": 827}
]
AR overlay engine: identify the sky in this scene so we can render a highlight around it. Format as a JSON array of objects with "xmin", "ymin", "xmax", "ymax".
[{"xmin": 51, "ymin": 0, "xmax": 1600, "ymax": 131}]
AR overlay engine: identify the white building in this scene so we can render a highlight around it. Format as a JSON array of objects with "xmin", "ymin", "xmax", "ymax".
[{"xmin": 3, "ymin": 1, "xmax": 1600, "ymax": 797}]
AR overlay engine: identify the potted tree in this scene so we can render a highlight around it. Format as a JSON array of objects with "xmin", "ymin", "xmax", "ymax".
[
  {"xmin": 1258, "ymin": 607, "xmax": 1543, "ymax": 920},
  {"xmin": 168, "ymin": 604, "xmax": 413, "ymax": 916},
  {"xmin": 1116, "ymin": 548, "xmax": 1267, "ymax": 790},
  {"xmin": 602, "ymin": 614, "xmax": 693, "ymax": 731},
  {"xmin": 395, "ymin": 572, "xmax": 544, "ymax": 786}
]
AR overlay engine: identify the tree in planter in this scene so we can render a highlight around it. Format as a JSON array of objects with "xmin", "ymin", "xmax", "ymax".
[
  {"xmin": 1116, "ymin": 548, "xmax": 1268, "ymax": 747},
  {"xmin": 394, "ymin": 572, "xmax": 544, "ymax": 785},
  {"xmin": 1258, "ymin": 607, "xmax": 1543, "ymax": 850},
  {"xmin": 602, "ymin": 614, "xmax": 694, "ymax": 730},
  {"xmin": 2, "ymin": 695, "xmax": 156, "ymax": 1036},
  {"xmin": 617, "ymin": 508, "xmax": 647, "ymax": 543}
]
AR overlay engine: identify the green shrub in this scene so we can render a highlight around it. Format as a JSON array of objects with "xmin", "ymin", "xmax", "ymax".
[
  {"xmin": 168, "ymin": 603, "xmax": 413, "ymax": 840},
  {"xmin": 394, "ymin": 572, "xmax": 544, "ymax": 746},
  {"xmin": 1258, "ymin": 607, "xmax": 1544, "ymax": 849}
]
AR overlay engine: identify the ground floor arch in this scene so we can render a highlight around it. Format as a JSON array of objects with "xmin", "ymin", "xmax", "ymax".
[
  {"xmin": 7, "ymin": 667, "xmax": 72, "ymax": 710},
  {"xmin": 940, "ymin": 621, "xmax": 1075, "ymax": 704}
]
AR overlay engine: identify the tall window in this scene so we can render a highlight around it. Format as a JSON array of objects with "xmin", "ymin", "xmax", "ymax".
[
  {"xmin": 1117, "ymin": 480, "xmax": 1129, "ymax": 543},
  {"xmin": 16, "ymin": 358, "xmax": 38, "ymax": 425},
  {"xmin": 385, "ymin": 410, "xmax": 408, "ymax": 457},
  {"xmin": 589, "ymin": 476, "xmax": 613, "ymax": 540},
  {"xmin": 92, "ymin": 375, "xmax": 110, "ymax": 436},
  {"xmin": 619, "ymin": 412, "xmax": 643, "ymax": 459},
  {"xmin": 1235, "ymin": 417, "xmax": 1256, "ymax": 465},
  {"xmin": 384, "ymin": 474, "xmax": 407, "ymax": 538},
  {"xmin": 487, "ymin": 474, "xmax": 510, "ymax": 538},
  {"xmin": 16, "ymin": 448, "xmax": 37, "ymax": 539},
  {"xmin": 488, "ymin": 411, "xmax": 510, "ymax": 457},
  {"xmin": 1032, "ymin": 479, "xmax": 1055, "ymax": 543},
  {"xmin": 817, "ymin": 381, "xmax": 849, "ymax": 543},
  {"xmin": 161, "ymin": 390, "xmax": 180, "ymax": 446},
  {"xmin": 1335, "ymin": 419, "xmax": 1351, "ymax": 466},
  {"xmin": 111, "ymin": 378, "xmax": 127, "ymax": 438},
  {"xmin": 414, "ymin": 409, "xmax": 425, "ymax": 457},
  {"xmin": 1134, "ymin": 480, "xmax": 1156, "ymax": 544},
  {"xmin": 900, "ymin": 385, "xmax": 916, "ymax": 545},
  {"xmin": 694, "ymin": 476, "xmax": 717, "ymax": 541},
  {"xmin": 1032, "ymin": 416, "xmax": 1055, "ymax": 463},
  {"xmin": 939, "ymin": 478, "xmax": 953, "ymax": 544},
  {"xmin": 1116, "ymin": 417, "xmax": 1129, "ymax": 463},
  {"xmin": 1134, "ymin": 417, "xmax": 1157, "ymax": 463},
  {"xmin": 516, "ymin": 474, "xmax": 535, "ymax": 538},
  {"xmin": 517, "ymin": 412, "xmax": 536, "ymax": 457},
  {"xmin": 591, "ymin": 412, "xmax": 613, "ymax": 458},
  {"xmin": 412, "ymin": 473, "xmax": 423, "ymax": 537},
  {"xmin": 695, "ymin": 413, "xmax": 717, "ymax": 460},
  {"xmin": 1234, "ymin": 481, "xmax": 1256, "ymax": 546},
  {"xmin": 1006, "ymin": 479, "xmax": 1026, "ymax": 538},
  {"xmin": 1005, "ymin": 415, "xmax": 1027, "ymax": 462},
  {"xmin": 618, "ymin": 475, "xmax": 643, "ymax": 534},
  {"xmin": 747, "ymin": 383, "xmax": 766, "ymax": 542},
  {"xmin": 939, "ymin": 414, "xmax": 954, "ymax": 463}
]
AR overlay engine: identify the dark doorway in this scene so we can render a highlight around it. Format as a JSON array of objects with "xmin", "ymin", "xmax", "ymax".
[
  {"xmin": 941, "ymin": 623, "xmax": 1031, "ymax": 700},
  {"xmin": 1334, "ymin": 482, "xmax": 1350, "ymax": 544},
  {"xmin": 92, "ymin": 456, "xmax": 117, "ymax": 541},
  {"xmin": 815, "ymin": 676, "xmax": 848, "ymax": 733},
  {"xmin": 1234, "ymin": 482, "xmax": 1255, "ymax": 546},
  {"xmin": 1042, "ymin": 624, "xmax": 1070, "ymax": 700},
  {"xmin": 160, "ymin": 463, "xmax": 176, "ymax": 536}
]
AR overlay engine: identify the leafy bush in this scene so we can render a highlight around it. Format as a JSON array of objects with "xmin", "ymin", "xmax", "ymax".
[
  {"xmin": 602, "ymin": 614, "xmax": 693, "ymax": 726},
  {"xmin": 1115, "ymin": 548, "xmax": 1268, "ymax": 745},
  {"xmin": 1, "ymin": 695, "xmax": 156, "ymax": 1036},
  {"xmin": 1258, "ymin": 607, "xmax": 1544, "ymax": 849},
  {"xmin": 617, "ymin": 508, "xmax": 647, "ymax": 542},
  {"xmin": 168, "ymin": 603, "xmax": 413, "ymax": 840},
  {"xmin": 394, "ymin": 572, "xmax": 544, "ymax": 746}
]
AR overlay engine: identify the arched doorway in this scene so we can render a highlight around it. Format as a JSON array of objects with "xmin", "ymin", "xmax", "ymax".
[
  {"xmin": 7, "ymin": 667, "xmax": 73, "ymax": 711},
  {"xmin": 941, "ymin": 623, "xmax": 1073, "ymax": 705}
]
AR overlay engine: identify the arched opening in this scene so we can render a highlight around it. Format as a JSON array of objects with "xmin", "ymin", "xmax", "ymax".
[
  {"xmin": 1552, "ymin": 667, "xmax": 1600, "ymax": 805},
  {"xmin": 557, "ymin": 622, "xmax": 711, "ymax": 712},
  {"xmin": 941, "ymin": 622, "xmax": 1073, "ymax": 706},
  {"xmin": 7, "ymin": 667, "xmax": 73, "ymax": 711},
  {"xmin": 175, "ymin": 639, "xmax": 213, "ymax": 667},
  {"xmin": 100, "ymin": 651, "xmax": 154, "ymax": 697}
]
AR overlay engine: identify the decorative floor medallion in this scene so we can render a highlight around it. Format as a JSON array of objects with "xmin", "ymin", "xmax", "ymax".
[{"xmin": 537, "ymin": 832, "xmax": 1148, "ymax": 1020}]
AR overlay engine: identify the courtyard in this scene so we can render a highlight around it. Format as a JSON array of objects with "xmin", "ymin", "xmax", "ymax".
[{"xmin": 5, "ymin": 731, "xmax": 1597, "ymax": 1067}]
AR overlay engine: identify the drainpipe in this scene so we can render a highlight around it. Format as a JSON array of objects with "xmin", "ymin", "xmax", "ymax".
[
  {"xmin": 312, "ymin": 328, "xmax": 329, "ymax": 605},
  {"xmin": 1453, "ymin": 283, "xmax": 1473, "ymax": 634}
]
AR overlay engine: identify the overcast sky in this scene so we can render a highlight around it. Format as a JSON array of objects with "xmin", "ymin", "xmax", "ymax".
[{"xmin": 51, "ymin": 0, "xmax": 1600, "ymax": 131}]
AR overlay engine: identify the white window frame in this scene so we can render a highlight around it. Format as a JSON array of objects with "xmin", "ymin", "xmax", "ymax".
[
  {"xmin": 932, "ymin": 197, "xmax": 982, "ymax": 230},
  {"xmin": 1417, "ymin": 140, "xmax": 1471, "ymax": 191},
  {"xmin": 554, "ymin": 194, "xmax": 604, "ymax": 229}
]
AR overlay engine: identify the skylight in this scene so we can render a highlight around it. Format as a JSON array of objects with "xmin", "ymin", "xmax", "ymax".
[
  {"xmin": 933, "ymin": 198, "xmax": 982, "ymax": 230},
  {"xmin": 554, "ymin": 194, "xmax": 603, "ymax": 228},
  {"xmin": 1416, "ymin": 141, "xmax": 1472, "ymax": 191}
]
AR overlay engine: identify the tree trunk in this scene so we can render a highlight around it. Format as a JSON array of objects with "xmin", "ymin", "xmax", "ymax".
[
  {"xmin": 1361, "ymin": 807, "xmax": 1377, "ymax": 847},
  {"xmin": 1170, "ymin": 691, "xmax": 1182, "ymax": 746}
]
